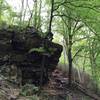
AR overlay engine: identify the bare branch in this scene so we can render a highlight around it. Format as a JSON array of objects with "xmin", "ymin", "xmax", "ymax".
[
  {"xmin": 54, "ymin": 0, "xmax": 67, "ymax": 11},
  {"xmin": 72, "ymin": 36, "xmax": 90, "ymax": 44},
  {"xmin": 83, "ymin": 21, "xmax": 100, "ymax": 41},
  {"xmin": 72, "ymin": 20, "xmax": 79, "ymax": 33},
  {"xmin": 68, "ymin": 2, "xmax": 100, "ymax": 13},
  {"xmin": 53, "ymin": 13, "xmax": 81, "ymax": 22},
  {"xmin": 61, "ymin": 17, "xmax": 68, "ymax": 28},
  {"xmin": 76, "ymin": 55, "xmax": 89, "ymax": 58},
  {"xmin": 72, "ymin": 47, "xmax": 83, "ymax": 61},
  {"xmin": 54, "ymin": 0, "xmax": 100, "ymax": 13}
]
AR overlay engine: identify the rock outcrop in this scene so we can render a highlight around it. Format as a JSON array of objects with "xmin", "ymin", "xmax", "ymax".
[{"xmin": 0, "ymin": 26, "xmax": 62, "ymax": 86}]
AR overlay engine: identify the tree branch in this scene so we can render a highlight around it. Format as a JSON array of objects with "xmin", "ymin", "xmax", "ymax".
[
  {"xmin": 72, "ymin": 36, "xmax": 90, "ymax": 44},
  {"xmin": 53, "ymin": 13, "xmax": 81, "ymax": 22},
  {"xmin": 83, "ymin": 21, "xmax": 100, "ymax": 41},
  {"xmin": 72, "ymin": 47, "xmax": 83, "ymax": 61},
  {"xmin": 68, "ymin": 2, "xmax": 100, "ymax": 13}
]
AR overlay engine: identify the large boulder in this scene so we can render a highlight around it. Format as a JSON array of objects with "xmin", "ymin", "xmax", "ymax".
[{"xmin": 0, "ymin": 26, "xmax": 63, "ymax": 85}]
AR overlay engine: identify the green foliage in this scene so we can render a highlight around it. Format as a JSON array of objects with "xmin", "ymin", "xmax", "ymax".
[
  {"xmin": 20, "ymin": 84, "xmax": 39, "ymax": 96},
  {"xmin": 29, "ymin": 47, "xmax": 57, "ymax": 55},
  {"xmin": 29, "ymin": 47, "xmax": 46, "ymax": 53},
  {"xmin": 0, "ymin": 0, "xmax": 100, "ymax": 92},
  {"xmin": 50, "ymin": 0, "xmax": 100, "ymax": 90}
]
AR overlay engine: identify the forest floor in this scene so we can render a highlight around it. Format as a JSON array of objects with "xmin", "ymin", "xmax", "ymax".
[
  {"xmin": 41, "ymin": 68, "xmax": 100, "ymax": 100},
  {"xmin": 0, "ymin": 68, "xmax": 100, "ymax": 100}
]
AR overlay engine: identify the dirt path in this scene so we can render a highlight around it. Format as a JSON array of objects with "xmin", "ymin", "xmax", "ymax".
[{"xmin": 41, "ymin": 68, "xmax": 100, "ymax": 100}]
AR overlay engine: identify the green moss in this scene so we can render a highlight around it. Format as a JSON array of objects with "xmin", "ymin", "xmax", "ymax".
[
  {"xmin": 28, "ymin": 47, "xmax": 46, "ymax": 53},
  {"xmin": 28, "ymin": 47, "xmax": 57, "ymax": 55},
  {"xmin": 20, "ymin": 84, "xmax": 39, "ymax": 96}
]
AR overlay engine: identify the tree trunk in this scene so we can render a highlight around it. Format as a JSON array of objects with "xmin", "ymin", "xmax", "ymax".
[
  {"xmin": 34, "ymin": 0, "xmax": 38, "ymax": 28},
  {"xmin": 48, "ymin": 0, "xmax": 54, "ymax": 33},
  {"xmin": 68, "ymin": 34, "xmax": 72, "ymax": 86},
  {"xmin": 46, "ymin": 0, "xmax": 54, "ymax": 41},
  {"xmin": 68, "ymin": 46, "xmax": 72, "ymax": 86},
  {"xmin": 67, "ymin": 15, "xmax": 73, "ymax": 86}
]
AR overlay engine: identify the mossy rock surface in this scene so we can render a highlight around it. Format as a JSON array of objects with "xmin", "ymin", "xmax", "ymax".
[{"xmin": 0, "ymin": 26, "xmax": 63, "ymax": 85}]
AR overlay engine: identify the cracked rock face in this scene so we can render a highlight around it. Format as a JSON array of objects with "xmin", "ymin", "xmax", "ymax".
[{"xmin": 0, "ymin": 27, "xmax": 63, "ymax": 85}]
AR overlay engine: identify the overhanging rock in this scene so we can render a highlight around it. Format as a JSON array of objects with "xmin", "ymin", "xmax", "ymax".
[{"xmin": 0, "ymin": 26, "xmax": 63, "ymax": 86}]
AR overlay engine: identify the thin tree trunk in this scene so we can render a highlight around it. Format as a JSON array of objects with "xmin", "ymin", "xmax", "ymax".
[
  {"xmin": 68, "ymin": 46, "xmax": 72, "ymax": 86},
  {"xmin": 0, "ymin": 0, "xmax": 3, "ymax": 21},
  {"xmin": 48, "ymin": 0, "xmax": 54, "ymax": 33},
  {"xmin": 88, "ymin": 39, "xmax": 98, "ymax": 93},
  {"xmin": 67, "ymin": 15, "xmax": 73, "ymax": 86},
  {"xmin": 20, "ymin": 0, "xmax": 24, "ymax": 26},
  {"xmin": 46, "ymin": 0, "xmax": 54, "ymax": 40},
  {"xmin": 37, "ymin": 0, "xmax": 42, "ymax": 29},
  {"xmin": 34, "ymin": 0, "xmax": 37, "ymax": 28},
  {"xmin": 23, "ymin": 0, "xmax": 28, "ymax": 25}
]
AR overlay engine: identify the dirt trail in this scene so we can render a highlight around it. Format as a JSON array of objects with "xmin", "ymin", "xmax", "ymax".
[{"xmin": 41, "ymin": 68, "xmax": 100, "ymax": 100}]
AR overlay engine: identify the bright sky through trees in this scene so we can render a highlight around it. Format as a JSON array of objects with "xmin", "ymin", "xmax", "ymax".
[
  {"xmin": 6, "ymin": 0, "xmax": 34, "ymax": 12},
  {"xmin": 6, "ymin": 0, "xmax": 48, "ymax": 21}
]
